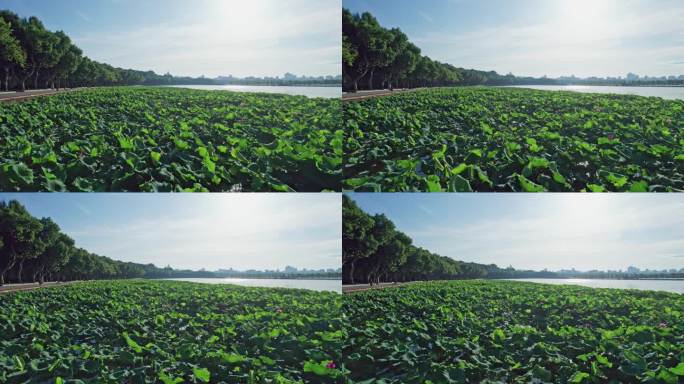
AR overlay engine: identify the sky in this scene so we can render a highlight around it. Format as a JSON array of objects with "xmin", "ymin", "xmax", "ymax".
[
  {"xmin": 2, "ymin": 0, "xmax": 341, "ymax": 77},
  {"xmin": 348, "ymin": 193, "xmax": 684, "ymax": 272},
  {"xmin": 344, "ymin": 0, "xmax": 684, "ymax": 78},
  {"xmin": 0, "ymin": 193, "xmax": 341, "ymax": 271}
]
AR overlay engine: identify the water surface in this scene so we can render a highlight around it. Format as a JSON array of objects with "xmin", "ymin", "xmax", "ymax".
[
  {"xmin": 503, "ymin": 85, "xmax": 684, "ymax": 100},
  {"xmin": 168, "ymin": 85, "xmax": 341, "ymax": 98},
  {"xmin": 503, "ymin": 278, "xmax": 684, "ymax": 294},
  {"xmin": 164, "ymin": 278, "xmax": 341, "ymax": 293}
]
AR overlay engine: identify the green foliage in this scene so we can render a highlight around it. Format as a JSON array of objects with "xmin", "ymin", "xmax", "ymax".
[
  {"xmin": 0, "ymin": 280, "xmax": 343, "ymax": 383},
  {"xmin": 343, "ymin": 280, "xmax": 684, "ymax": 383},
  {"xmin": 0, "ymin": 87, "xmax": 341, "ymax": 191},
  {"xmin": 343, "ymin": 87, "xmax": 684, "ymax": 191}
]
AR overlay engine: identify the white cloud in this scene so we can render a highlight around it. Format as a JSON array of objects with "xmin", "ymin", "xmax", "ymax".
[
  {"xmin": 418, "ymin": 11, "xmax": 434, "ymax": 24},
  {"xmin": 75, "ymin": 10, "xmax": 91, "ymax": 22}
]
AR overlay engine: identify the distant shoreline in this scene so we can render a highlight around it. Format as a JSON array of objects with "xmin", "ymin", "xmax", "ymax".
[
  {"xmin": 496, "ymin": 277, "xmax": 684, "ymax": 281},
  {"xmin": 159, "ymin": 277, "xmax": 342, "ymax": 281},
  {"xmin": 166, "ymin": 83, "xmax": 342, "ymax": 88},
  {"xmin": 505, "ymin": 84, "xmax": 684, "ymax": 88}
]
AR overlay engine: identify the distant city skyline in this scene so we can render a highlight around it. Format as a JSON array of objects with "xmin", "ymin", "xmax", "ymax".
[
  {"xmin": 518, "ymin": 266, "xmax": 684, "ymax": 274},
  {"xmin": 349, "ymin": 193, "xmax": 684, "ymax": 272},
  {"xmin": 0, "ymin": 194, "xmax": 341, "ymax": 271},
  {"xmin": 3, "ymin": 0, "xmax": 341, "ymax": 77},
  {"xmin": 344, "ymin": 0, "xmax": 684, "ymax": 78}
]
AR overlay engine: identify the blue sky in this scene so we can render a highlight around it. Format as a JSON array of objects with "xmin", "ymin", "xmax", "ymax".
[
  {"xmin": 0, "ymin": 193, "xmax": 341, "ymax": 271},
  {"xmin": 344, "ymin": 0, "xmax": 684, "ymax": 78},
  {"xmin": 2, "ymin": 0, "xmax": 341, "ymax": 77},
  {"xmin": 348, "ymin": 193, "xmax": 684, "ymax": 271}
]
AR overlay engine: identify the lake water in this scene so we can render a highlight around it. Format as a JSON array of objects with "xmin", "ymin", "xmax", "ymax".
[
  {"xmin": 168, "ymin": 85, "xmax": 341, "ymax": 99},
  {"xmin": 163, "ymin": 278, "xmax": 341, "ymax": 293},
  {"xmin": 504, "ymin": 85, "xmax": 684, "ymax": 100},
  {"xmin": 503, "ymin": 278, "xmax": 684, "ymax": 294}
]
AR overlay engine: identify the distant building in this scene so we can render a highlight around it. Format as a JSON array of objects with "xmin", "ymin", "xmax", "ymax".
[{"xmin": 627, "ymin": 266, "xmax": 640, "ymax": 274}]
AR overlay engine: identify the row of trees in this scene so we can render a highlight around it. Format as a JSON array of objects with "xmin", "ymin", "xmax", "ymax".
[
  {"xmin": 0, "ymin": 10, "xmax": 213, "ymax": 92},
  {"xmin": 342, "ymin": 196, "xmax": 684, "ymax": 285},
  {"xmin": 0, "ymin": 200, "xmax": 147, "ymax": 285},
  {"xmin": 342, "ymin": 9, "xmax": 525, "ymax": 92},
  {"xmin": 342, "ymin": 195, "xmax": 492, "ymax": 285},
  {"xmin": 0, "ymin": 199, "xmax": 342, "ymax": 286},
  {"xmin": 0, "ymin": 200, "xmax": 223, "ymax": 286}
]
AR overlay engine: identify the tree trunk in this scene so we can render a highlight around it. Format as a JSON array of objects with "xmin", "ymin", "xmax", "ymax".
[
  {"xmin": 34, "ymin": 68, "xmax": 40, "ymax": 90},
  {"xmin": 3, "ymin": 68, "xmax": 8, "ymax": 91},
  {"xmin": 16, "ymin": 259, "xmax": 24, "ymax": 283},
  {"xmin": 367, "ymin": 68, "xmax": 375, "ymax": 90},
  {"xmin": 20, "ymin": 78, "xmax": 26, "ymax": 92},
  {"xmin": 348, "ymin": 260, "xmax": 356, "ymax": 285},
  {"xmin": 0, "ymin": 261, "xmax": 17, "ymax": 286}
]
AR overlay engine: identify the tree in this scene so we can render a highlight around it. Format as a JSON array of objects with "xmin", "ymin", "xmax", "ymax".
[
  {"xmin": 342, "ymin": 195, "xmax": 378, "ymax": 284},
  {"xmin": 17, "ymin": 217, "xmax": 61, "ymax": 283},
  {"xmin": 343, "ymin": 9, "xmax": 396, "ymax": 92},
  {"xmin": 342, "ymin": 35, "xmax": 357, "ymax": 68},
  {"xmin": 0, "ymin": 17, "xmax": 26, "ymax": 91},
  {"xmin": 0, "ymin": 200, "xmax": 43, "ymax": 285}
]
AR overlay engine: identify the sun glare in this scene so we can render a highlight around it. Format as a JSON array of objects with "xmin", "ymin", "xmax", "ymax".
[
  {"xmin": 554, "ymin": 0, "xmax": 618, "ymax": 44},
  {"xmin": 545, "ymin": 194, "xmax": 621, "ymax": 241}
]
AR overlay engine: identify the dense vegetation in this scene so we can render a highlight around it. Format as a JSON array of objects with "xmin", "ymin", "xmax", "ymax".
[
  {"xmin": 344, "ymin": 87, "xmax": 684, "ymax": 192},
  {"xmin": 0, "ymin": 87, "xmax": 341, "ymax": 192},
  {"xmin": 0, "ymin": 280, "xmax": 343, "ymax": 383},
  {"xmin": 343, "ymin": 196, "xmax": 494, "ymax": 285},
  {"xmin": 344, "ymin": 280, "xmax": 684, "ymax": 383}
]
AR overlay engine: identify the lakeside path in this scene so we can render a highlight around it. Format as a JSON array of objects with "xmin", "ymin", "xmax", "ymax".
[
  {"xmin": 343, "ymin": 282, "xmax": 412, "ymax": 294},
  {"xmin": 0, "ymin": 281, "xmax": 77, "ymax": 294},
  {"xmin": 0, "ymin": 88, "xmax": 78, "ymax": 103},
  {"xmin": 342, "ymin": 88, "xmax": 423, "ymax": 101}
]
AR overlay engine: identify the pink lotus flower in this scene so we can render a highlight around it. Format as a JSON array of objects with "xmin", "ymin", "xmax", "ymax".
[
  {"xmin": 658, "ymin": 322, "xmax": 667, "ymax": 328},
  {"xmin": 326, "ymin": 361, "xmax": 336, "ymax": 369},
  {"xmin": 275, "ymin": 307, "xmax": 283, "ymax": 313},
  {"xmin": 607, "ymin": 133, "xmax": 615, "ymax": 140}
]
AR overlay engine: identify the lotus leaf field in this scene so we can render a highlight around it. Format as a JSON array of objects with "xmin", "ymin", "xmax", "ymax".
[
  {"xmin": 0, "ymin": 280, "xmax": 344, "ymax": 383},
  {"xmin": 0, "ymin": 87, "xmax": 341, "ymax": 192},
  {"xmin": 343, "ymin": 87, "xmax": 684, "ymax": 192},
  {"xmin": 344, "ymin": 280, "xmax": 684, "ymax": 383}
]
